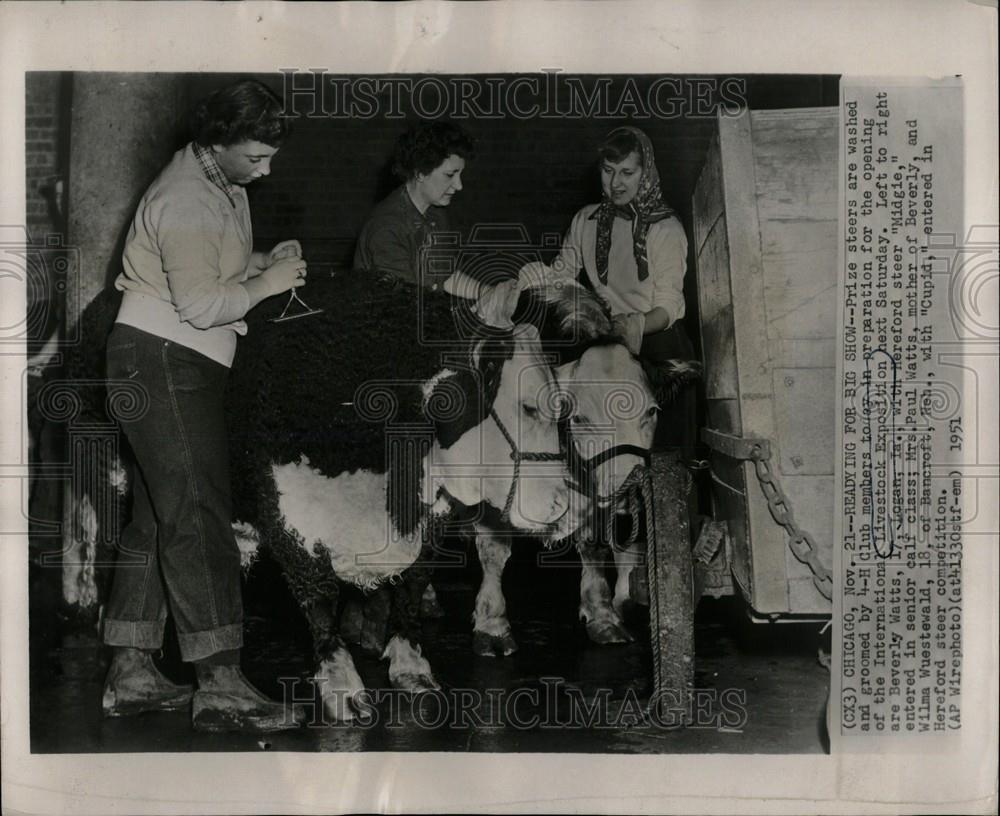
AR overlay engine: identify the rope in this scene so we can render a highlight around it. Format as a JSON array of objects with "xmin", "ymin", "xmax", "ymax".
[
  {"xmin": 489, "ymin": 406, "xmax": 564, "ymax": 523},
  {"xmin": 598, "ymin": 463, "xmax": 650, "ymax": 550}
]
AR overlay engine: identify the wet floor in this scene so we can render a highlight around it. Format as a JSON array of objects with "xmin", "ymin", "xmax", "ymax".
[{"xmin": 29, "ymin": 547, "xmax": 831, "ymax": 754}]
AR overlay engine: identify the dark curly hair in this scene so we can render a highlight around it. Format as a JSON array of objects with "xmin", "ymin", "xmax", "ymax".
[
  {"xmin": 192, "ymin": 80, "xmax": 289, "ymax": 148},
  {"xmin": 597, "ymin": 128, "xmax": 642, "ymax": 166},
  {"xmin": 392, "ymin": 121, "xmax": 474, "ymax": 181}
]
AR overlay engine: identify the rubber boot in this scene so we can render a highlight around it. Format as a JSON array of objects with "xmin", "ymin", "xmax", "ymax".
[
  {"xmin": 101, "ymin": 647, "xmax": 194, "ymax": 717},
  {"xmin": 191, "ymin": 663, "xmax": 306, "ymax": 733}
]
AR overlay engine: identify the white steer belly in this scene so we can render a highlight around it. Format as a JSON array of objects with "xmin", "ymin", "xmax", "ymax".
[{"xmin": 272, "ymin": 458, "xmax": 422, "ymax": 590}]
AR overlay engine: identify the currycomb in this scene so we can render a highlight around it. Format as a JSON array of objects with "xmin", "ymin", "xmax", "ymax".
[
  {"xmin": 267, "ymin": 247, "xmax": 325, "ymax": 323},
  {"xmin": 268, "ymin": 288, "xmax": 324, "ymax": 323}
]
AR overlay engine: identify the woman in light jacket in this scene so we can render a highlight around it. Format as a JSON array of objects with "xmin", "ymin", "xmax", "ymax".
[{"xmin": 102, "ymin": 80, "xmax": 309, "ymax": 732}]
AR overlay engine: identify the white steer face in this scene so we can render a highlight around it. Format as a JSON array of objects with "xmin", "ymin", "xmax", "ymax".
[
  {"xmin": 555, "ymin": 342, "xmax": 658, "ymax": 506},
  {"xmin": 425, "ymin": 325, "xmax": 570, "ymax": 532}
]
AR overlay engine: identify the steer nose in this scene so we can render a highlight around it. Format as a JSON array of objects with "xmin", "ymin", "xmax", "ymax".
[{"xmin": 552, "ymin": 489, "xmax": 567, "ymax": 517}]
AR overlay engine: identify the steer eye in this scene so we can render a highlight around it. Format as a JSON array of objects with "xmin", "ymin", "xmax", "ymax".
[
  {"xmin": 522, "ymin": 403, "xmax": 539, "ymax": 418},
  {"xmin": 645, "ymin": 405, "xmax": 660, "ymax": 420}
]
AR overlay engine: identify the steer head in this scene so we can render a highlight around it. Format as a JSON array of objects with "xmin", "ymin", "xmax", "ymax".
[
  {"xmin": 553, "ymin": 342, "xmax": 658, "ymax": 507},
  {"xmin": 444, "ymin": 266, "xmax": 699, "ymax": 536},
  {"xmin": 422, "ymin": 324, "xmax": 570, "ymax": 533}
]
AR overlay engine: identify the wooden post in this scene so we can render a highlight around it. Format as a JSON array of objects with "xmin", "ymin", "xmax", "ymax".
[
  {"xmin": 646, "ymin": 450, "xmax": 694, "ymax": 727},
  {"xmin": 60, "ymin": 73, "xmax": 185, "ymax": 619}
]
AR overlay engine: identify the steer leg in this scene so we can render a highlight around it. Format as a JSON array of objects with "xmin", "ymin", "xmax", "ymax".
[
  {"xmin": 578, "ymin": 539, "xmax": 634, "ymax": 645},
  {"xmin": 304, "ymin": 596, "xmax": 369, "ymax": 723},
  {"xmin": 266, "ymin": 534, "xmax": 369, "ymax": 724},
  {"xmin": 612, "ymin": 540, "xmax": 646, "ymax": 613},
  {"xmin": 472, "ymin": 529, "xmax": 517, "ymax": 657},
  {"xmin": 382, "ymin": 552, "xmax": 439, "ymax": 693}
]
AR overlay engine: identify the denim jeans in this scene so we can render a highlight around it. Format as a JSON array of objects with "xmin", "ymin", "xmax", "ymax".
[{"xmin": 103, "ymin": 324, "xmax": 243, "ymax": 661}]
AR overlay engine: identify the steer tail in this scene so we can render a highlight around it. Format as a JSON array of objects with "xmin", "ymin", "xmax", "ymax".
[{"xmin": 642, "ymin": 359, "xmax": 701, "ymax": 406}]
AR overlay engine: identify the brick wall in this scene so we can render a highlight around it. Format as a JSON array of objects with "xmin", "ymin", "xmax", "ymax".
[{"xmin": 25, "ymin": 73, "xmax": 67, "ymax": 243}]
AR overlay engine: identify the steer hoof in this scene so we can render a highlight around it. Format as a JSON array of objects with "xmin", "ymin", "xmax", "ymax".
[
  {"xmin": 585, "ymin": 619, "xmax": 635, "ymax": 645},
  {"xmin": 383, "ymin": 635, "xmax": 440, "ymax": 693},
  {"xmin": 392, "ymin": 672, "xmax": 441, "ymax": 694},
  {"xmin": 319, "ymin": 689, "xmax": 372, "ymax": 724},
  {"xmin": 315, "ymin": 648, "xmax": 371, "ymax": 724},
  {"xmin": 472, "ymin": 630, "xmax": 518, "ymax": 658}
]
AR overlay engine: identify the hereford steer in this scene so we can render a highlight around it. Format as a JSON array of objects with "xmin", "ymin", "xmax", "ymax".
[
  {"xmin": 61, "ymin": 272, "xmax": 574, "ymax": 723},
  {"xmin": 463, "ymin": 276, "xmax": 699, "ymax": 655},
  {"xmin": 225, "ymin": 271, "xmax": 574, "ymax": 721}
]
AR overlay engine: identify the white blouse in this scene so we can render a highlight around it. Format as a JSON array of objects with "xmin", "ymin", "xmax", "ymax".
[{"xmin": 552, "ymin": 203, "xmax": 688, "ymax": 327}]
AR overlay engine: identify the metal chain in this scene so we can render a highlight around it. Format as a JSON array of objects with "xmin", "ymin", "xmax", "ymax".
[{"xmin": 748, "ymin": 444, "xmax": 833, "ymax": 601}]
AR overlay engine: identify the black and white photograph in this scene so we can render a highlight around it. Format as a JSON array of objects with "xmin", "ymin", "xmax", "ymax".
[
  {"xmin": 2, "ymin": 3, "xmax": 996, "ymax": 814},
  {"xmin": 21, "ymin": 67, "xmax": 847, "ymax": 753}
]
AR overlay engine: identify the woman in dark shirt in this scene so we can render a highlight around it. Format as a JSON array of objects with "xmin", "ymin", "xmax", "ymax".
[{"xmin": 353, "ymin": 121, "xmax": 474, "ymax": 285}]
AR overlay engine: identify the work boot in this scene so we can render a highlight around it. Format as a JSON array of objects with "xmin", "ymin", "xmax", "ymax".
[
  {"xmin": 191, "ymin": 664, "xmax": 306, "ymax": 733},
  {"xmin": 101, "ymin": 647, "xmax": 194, "ymax": 717}
]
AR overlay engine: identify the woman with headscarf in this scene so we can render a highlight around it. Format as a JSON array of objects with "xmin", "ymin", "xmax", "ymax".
[
  {"xmin": 523, "ymin": 125, "xmax": 696, "ymax": 454},
  {"xmin": 532, "ymin": 126, "xmax": 699, "ymax": 614},
  {"xmin": 558, "ymin": 127, "xmax": 688, "ymax": 358}
]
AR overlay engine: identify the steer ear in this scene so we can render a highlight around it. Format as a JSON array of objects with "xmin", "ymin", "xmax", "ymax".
[{"xmin": 641, "ymin": 358, "xmax": 702, "ymax": 405}]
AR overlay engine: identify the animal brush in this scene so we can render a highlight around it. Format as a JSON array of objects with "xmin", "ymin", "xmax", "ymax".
[
  {"xmin": 266, "ymin": 244, "xmax": 325, "ymax": 324},
  {"xmin": 268, "ymin": 288, "xmax": 324, "ymax": 323}
]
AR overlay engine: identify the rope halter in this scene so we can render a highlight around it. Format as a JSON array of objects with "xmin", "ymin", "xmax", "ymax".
[{"xmin": 488, "ymin": 406, "xmax": 565, "ymax": 524}]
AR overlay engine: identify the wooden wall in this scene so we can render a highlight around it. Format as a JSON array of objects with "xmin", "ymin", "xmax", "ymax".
[{"xmin": 694, "ymin": 107, "xmax": 838, "ymax": 615}]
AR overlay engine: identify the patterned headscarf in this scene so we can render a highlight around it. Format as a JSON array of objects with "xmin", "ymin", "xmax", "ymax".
[{"xmin": 591, "ymin": 126, "xmax": 674, "ymax": 284}]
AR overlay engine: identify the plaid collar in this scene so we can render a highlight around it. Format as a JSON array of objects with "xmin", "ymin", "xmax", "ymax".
[{"xmin": 192, "ymin": 142, "xmax": 237, "ymax": 205}]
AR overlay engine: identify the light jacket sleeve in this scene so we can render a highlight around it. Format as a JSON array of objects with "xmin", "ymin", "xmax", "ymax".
[
  {"xmin": 154, "ymin": 184, "xmax": 251, "ymax": 330},
  {"xmin": 646, "ymin": 217, "xmax": 688, "ymax": 326}
]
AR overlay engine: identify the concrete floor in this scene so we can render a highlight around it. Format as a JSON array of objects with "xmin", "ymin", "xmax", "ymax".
[{"xmin": 29, "ymin": 547, "xmax": 831, "ymax": 755}]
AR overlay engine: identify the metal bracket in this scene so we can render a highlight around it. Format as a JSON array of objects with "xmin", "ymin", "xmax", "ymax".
[{"xmin": 700, "ymin": 427, "xmax": 771, "ymax": 461}]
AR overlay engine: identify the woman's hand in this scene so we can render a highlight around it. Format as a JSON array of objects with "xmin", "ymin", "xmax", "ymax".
[
  {"xmin": 611, "ymin": 312, "xmax": 646, "ymax": 355},
  {"xmin": 516, "ymin": 261, "xmax": 548, "ymax": 291},
  {"xmin": 442, "ymin": 269, "xmax": 482, "ymax": 299},
  {"xmin": 474, "ymin": 278, "xmax": 521, "ymax": 329},
  {"xmin": 246, "ymin": 241, "xmax": 303, "ymax": 281},
  {"xmin": 267, "ymin": 240, "xmax": 303, "ymax": 265},
  {"xmin": 261, "ymin": 255, "xmax": 308, "ymax": 296}
]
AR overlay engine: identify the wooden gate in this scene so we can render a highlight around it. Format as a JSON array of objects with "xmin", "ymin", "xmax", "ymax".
[{"xmin": 692, "ymin": 107, "xmax": 837, "ymax": 616}]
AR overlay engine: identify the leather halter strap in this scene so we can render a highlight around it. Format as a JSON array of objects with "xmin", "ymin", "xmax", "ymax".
[{"xmin": 561, "ymin": 419, "xmax": 651, "ymax": 503}]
